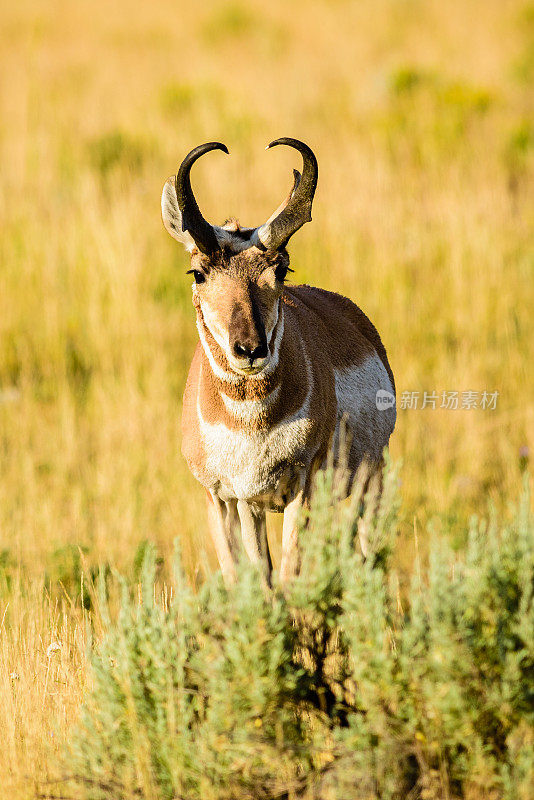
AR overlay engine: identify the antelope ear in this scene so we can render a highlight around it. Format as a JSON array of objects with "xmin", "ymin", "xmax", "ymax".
[{"xmin": 161, "ymin": 177, "xmax": 195, "ymax": 251}]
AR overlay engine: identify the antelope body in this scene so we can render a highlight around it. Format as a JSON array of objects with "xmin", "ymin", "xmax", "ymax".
[{"xmin": 161, "ymin": 139, "xmax": 396, "ymax": 584}]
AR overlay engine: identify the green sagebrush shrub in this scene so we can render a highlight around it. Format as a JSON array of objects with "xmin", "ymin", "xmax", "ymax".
[{"xmin": 61, "ymin": 465, "xmax": 533, "ymax": 800}]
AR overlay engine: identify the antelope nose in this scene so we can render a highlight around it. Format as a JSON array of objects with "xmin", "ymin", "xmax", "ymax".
[{"xmin": 233, "ymin": 341, "xmax": 268, "ymax": 361}]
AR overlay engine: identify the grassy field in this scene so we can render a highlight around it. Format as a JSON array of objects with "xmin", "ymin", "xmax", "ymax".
[{"xmin": 0, "ymin": 0, "xmax": 533, "ymax": 796}]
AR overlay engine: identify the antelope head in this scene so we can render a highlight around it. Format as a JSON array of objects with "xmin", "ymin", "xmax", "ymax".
[{"xmin": 161, "ymin": 138, "xmax": 318, "ymax": 376}]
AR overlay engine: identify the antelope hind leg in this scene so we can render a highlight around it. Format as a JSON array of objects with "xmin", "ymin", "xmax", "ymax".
[
  {"xmin": 357, "ymin": 464, "xmax": 384, "ymax": 559},
  {"xmin": 280, "ymin": 488, "xmax": 305, "ymax": 583}
]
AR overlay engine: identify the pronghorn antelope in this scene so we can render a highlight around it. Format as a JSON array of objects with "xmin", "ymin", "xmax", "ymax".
[{"xmin": 161, "ymin": 138, "xmax": 396, "ymax": 585}]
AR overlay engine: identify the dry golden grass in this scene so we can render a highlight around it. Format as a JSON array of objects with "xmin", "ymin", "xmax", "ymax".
[
  {"xmin": 0, "ymin": 584, "xmax": 87, "ymax": 797},
  {"xmin": 0, "ymin": 0, "xmax": 533, "ymax": 795}
]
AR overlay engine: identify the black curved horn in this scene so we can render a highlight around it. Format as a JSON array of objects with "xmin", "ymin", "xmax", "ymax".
[
  {"xmin": 258, "ymin": 138, "xmax": 318, "ymax": 250},
  {"xmin": 175, "ymin": 142, "xmax": 228, "ymax": 254}
]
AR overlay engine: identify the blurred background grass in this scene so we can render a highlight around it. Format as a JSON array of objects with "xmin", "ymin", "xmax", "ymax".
[
  {"xmin": 1, "ymin": 0, "xmax": 533, "ymax": 582},
  {"xmin": 1, "ymin": 0, "xmax": 534, "ymax": 795}
]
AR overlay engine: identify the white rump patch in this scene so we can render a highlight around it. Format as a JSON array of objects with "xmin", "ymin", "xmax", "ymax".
[{"xmin": 334, "ymin": 355, "xmax": 396, "ymax": 464}]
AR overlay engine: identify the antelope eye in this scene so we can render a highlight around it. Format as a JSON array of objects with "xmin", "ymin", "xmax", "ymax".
[{"xmin": 187, "ymin": 269, "xmax": 206, "ymax": 284}]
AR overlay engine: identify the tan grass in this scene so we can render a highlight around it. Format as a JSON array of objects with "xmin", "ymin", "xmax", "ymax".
[{"xmin": 0, "ymin": 582, "xmax": 87, "ymax": 798}]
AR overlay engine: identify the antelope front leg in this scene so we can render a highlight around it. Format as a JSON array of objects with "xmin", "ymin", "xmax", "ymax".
[
  {"xmin": 206, "ymin": 490, "xmax": 240, "ymax": 585},
  {"xmin": 236, "ymin": 500, "xmax": 272, "ymax": 587},
  {"xmin": 280, "ymin": 488, "xmax": 305, "ymax": 583}
]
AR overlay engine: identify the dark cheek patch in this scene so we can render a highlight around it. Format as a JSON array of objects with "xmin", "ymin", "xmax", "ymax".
[
  {"xmin": 250, "ymin": 293, "xmax": 267, "ymax": 342},
  {"xmin": 256, "ymin": 286, "xmax": 280, "ymax": 332}
]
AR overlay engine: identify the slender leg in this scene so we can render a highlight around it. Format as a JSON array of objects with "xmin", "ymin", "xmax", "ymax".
[
  {"xmin": 280, "ymin": 488, "xmax": 304, "ymax": 583},
  {"xmin": 256, "ymin": 511, "xmax": 273, "ymax": 578},
  {"xmin": 357, "ymin": 465, "xmax": 383, "ymax": 559},
  {"xmin": 206, "ymin": 491, "xmax": 239, "ymax": 585},
  {"xmin": 236, "ymin": 500, "xmax": 272, "ymax": 586}
]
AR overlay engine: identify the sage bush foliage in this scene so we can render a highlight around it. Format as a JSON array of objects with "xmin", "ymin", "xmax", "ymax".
[{"xmin": 65, "ymin": 467, "xmax": 534, "ymax": 800}]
